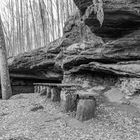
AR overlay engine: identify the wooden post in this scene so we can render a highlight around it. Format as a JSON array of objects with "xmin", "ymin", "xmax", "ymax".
[
  {"xmin": 34, "ymin": 86, "xmax": 36, "ymax": 93},
  {"xmin": 51, "ymin": 87, "xmax": 61, "ymax": 102},
  {"xmin": 61, "ymin": 90, "xmax": 78, "ymax": 113},
  {"xmin": 46, "ymin": 86, "xmax": 51, "ymax": 98}
]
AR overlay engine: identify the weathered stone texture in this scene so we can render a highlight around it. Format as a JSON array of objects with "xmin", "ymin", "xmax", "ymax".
[{"xmin": 3, "ymin": 0, "xmax": 140, "ymax": 111}]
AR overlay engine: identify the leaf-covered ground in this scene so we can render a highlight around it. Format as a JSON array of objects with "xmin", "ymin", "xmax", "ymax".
[{"xmin": 0, "ymin": 93, "xmax": 140, "ymax": 140}]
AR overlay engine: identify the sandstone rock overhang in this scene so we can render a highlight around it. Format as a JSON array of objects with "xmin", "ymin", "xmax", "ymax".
[
  {"xmin": 8, "ymin": 38, "xmax": 64, "ymax": 83},
  {"xmin": 2, "ymin": 0, "xmax": 140, "ymax": 87},
  {"xmin": 74, "ymin": 0, "xmax": 140, "ymax": 40},
  {"xmin": 61, "ymin": 0, "xmax": 140, "ymax": 77}
]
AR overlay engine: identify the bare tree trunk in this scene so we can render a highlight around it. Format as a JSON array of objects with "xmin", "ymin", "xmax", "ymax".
[
  {"xmin": 38, "ymin": 0, "xmax": 47, "ymax": 45},
  {"xmin": 66, "ymin": 0, "xmax": 70, "ymax": 19},
  {"xmin": 11, "ymin": 0, "xmax": 15, "ymax": 56},
  {"xmin": 29, "ymin": 0, "xmax": 38, "ymax": 49},
  {"xmin": 25, "ymin": 1, "xmax": 31, "ymax": 51},
  {"xmin": 0, "ymin": 15, "xmax": 12, "ymax": 100},
  {"xmin": 20, "ymin": 0, "xmax": 25, "ymax": 52},
  {"xmin": 60, "ymin": 0, "xmax": 65, "ymax": 31},
  {"xmin": 50, "ymin": 0, "xmax": 55, "ymax": 41},
  {"xmin": 56, "ymin": 0, "xmax": 61, "ymax": 37}
]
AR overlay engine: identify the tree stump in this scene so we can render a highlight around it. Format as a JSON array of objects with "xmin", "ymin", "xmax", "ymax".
[
  {"xmin": 46, "ymin": 86, "xmax": 51, "ymax": 98},
  {"xmin": 51, "ymin": 87, "xmax": 61, "ymax": 102},
  {"xmin": 61, "ymin": 91, "xmax": 78, "ymax": 113},
  {"xmin": 76, "ymin": 98, "xmax": 96, "ymax": 121}
]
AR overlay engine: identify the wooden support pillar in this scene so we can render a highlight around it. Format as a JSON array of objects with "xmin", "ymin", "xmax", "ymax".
[
  {"xmin": 37, "ymin": 86, "xmax": 39, "ymax": 93},
  {"xmin": 34, "ymin": 86, "xmax": 37, "ymax": 93},
  {"xmin": 51, "ymin": 87, "xmax": 61, "ymax": 102},
  {"xmin": 39, "ymin": 86, "xmax": 41, "ymax": 93},
  {"xmin": 46, "ymin": 86, "xmax": 51, "ymax": 98},
  {"xmin": 61, "ymin": 90, "xmax": 78, "ymax": 113}
]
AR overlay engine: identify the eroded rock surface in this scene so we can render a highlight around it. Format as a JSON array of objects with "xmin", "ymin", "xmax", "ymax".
[
  {"xmin": 9, "ymin": 38, "xmax": 64, "ymax": 82},
  {"xmin": 74, "ymin": 0, "xmax": 140, "ymax": 40},
  {"xmin": 5, "ymin": 0, "xmax": 140, "ymax": 109}
]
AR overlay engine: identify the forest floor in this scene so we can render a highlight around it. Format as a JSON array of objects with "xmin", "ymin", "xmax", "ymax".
[{"xmin": 0, "ymin": 93, "xmax": 140, "ymax": 140}]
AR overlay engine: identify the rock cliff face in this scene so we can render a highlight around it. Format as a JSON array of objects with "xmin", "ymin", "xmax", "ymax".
[
  {"xmin": 6, "ymin": 0, "xmax": 140, "ymax": 105},
  {"xmin": 61, "ymin": 0, "xmax": 140, "ymax": 106},
  {"xmin": 63, "ymin": 0, "xmax": 140, "ymax": 78},
  {"xmin": 9, "ymin": 38, "xmax": 63, "ymax": 83},
  {"xmin": 74, "ymin": 0, "xmax": 140, "ymax": 40}
]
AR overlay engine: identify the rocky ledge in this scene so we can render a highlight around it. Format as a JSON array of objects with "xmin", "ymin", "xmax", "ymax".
[
  {"xmin": 5, "ymin": 0, "xmax": 140, "ymax": 107},
  {"xmin": 74, "ymin": 0, "xmax": 140, "ymax": 40},
  {"xmin": 61, "ymin": 0, "xmax": 140, "ymax": 108},
  {"xmin": 63, "ymin": 0, "xmax": 140, "ymax": 77}
]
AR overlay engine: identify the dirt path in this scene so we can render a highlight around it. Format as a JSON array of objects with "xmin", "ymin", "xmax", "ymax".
[{"xmin": 0, "ymin": 93, "xmax": 140, "ymax": 140}]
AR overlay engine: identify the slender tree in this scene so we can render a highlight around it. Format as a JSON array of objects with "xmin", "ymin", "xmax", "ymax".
[
  {"xmin": 29, "ymin": 0, "xmax": 38, "ymax": 49},
  {"xmin": 38, "ymin": 0, "xmax": 48, "ymax": 45},
  {"xmin": 0, "ymin": 15, "xmax": 12, "ymax": 100},
  {"xmin": 56, "ymin": 0, "xmax": 61, "ymax": 37}
]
